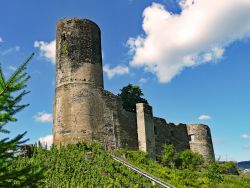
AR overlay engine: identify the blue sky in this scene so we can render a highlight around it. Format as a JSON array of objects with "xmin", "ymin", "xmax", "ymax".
[{"xmin": 1, "ymin": 0, "xmax": 250, "ymax": 161}]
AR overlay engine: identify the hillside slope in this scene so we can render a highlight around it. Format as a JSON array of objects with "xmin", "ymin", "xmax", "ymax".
[
  {"xmin": 9, "ymin": 143, "xmax": 250, "ymax": 187},
  {"xmin": 10, "ymin": 143, "xmax": 159, "ymax": 187}
]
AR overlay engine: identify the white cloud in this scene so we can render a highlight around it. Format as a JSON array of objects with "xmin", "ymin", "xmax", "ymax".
[
  {"xmin": 8, "ymin": 65, "xmax": 16, "ymax": 71},
  {"xmin": 198, "ymin": 115, "xmax": 211, "ymax": 120},
  {"xmin": 139, "ymin": 77, "xmax": 148, "ymax": 84},
  {"xmin": 103, "ymin": 65, "xmax": 129, "ymax": 79},
  {"xmin": 34, "ymin": 40, "xmax": 56, "ymax": 63},
  {"xmin": 128, "ymin": 1, "xmax": 250, "ymax": 83},
  {"xmin": 34, "ymin": 112, "xmax": 53, "ymax": 123},
  {"xmin": 240, "ymin": 134, "xmax": 250, "ymax": 139},
  {"xmin": 1, "ymin": 46, "xmax": 20, "ymax": 55},
  {"xmin": 38, "ymin": 135, "xmax": 53, "ymax": 148},
  {"xmin": 0, "ymin": 37, "xmax": 3, "ymax": 43}
]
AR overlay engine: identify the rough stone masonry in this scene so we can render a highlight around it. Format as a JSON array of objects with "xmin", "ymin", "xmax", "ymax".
[{"xmin": 53, "ymin": 18, "xmax": 215, "ymax": 161}]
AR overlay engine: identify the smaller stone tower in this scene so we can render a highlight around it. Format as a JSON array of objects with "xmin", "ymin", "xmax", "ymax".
[
  {"xmin": 136, "ymin": 103, "xmax": 155, "ymax": 158},
  {"xmin": 187, "ymin": 124, "xmax": 215, "ymax": 161}
]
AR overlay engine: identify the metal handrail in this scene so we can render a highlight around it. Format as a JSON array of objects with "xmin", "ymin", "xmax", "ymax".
[{"xmin": 111, "ymin": 155, "xmax": 176, "ymax": 188}]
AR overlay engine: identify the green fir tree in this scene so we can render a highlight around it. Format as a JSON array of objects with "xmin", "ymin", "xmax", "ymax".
[{"xmin": 0, "ymin": 53, "xmax": 42, "ymax": 187}]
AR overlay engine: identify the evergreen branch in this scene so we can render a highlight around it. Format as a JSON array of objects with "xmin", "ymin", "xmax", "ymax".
[
  {"xmin": 0, "ymin": 65, "xmax": 6, "ymax": 91},
  {"xmin": 0, "ymin": 53, "xmax": 34, "ymax": 96}
]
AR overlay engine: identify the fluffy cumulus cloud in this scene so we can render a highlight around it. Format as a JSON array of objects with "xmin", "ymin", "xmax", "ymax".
[
  {"xmin": 240, "ymin": 134, "xmax": 250, "ymax": 139},
  {"xmin": 38, "ymin": 135, "xmax": 53, "ymax": 148},
  {"xmin": 34, "ymin": 112, "xmax": 53, "ymax": 123},
  {"xmin": 34, "ymin": 40, "xmax": 56, "ymax": 63},
  {"xmin": 103, "ymin": 65, "xmax": 129, "ymax": 79},
  {"xmin": 198, "ymin": 115, "xmax": 211, "ymax": 120},
  {"xmin": 127, "ymin": 0, "xmax": 250, "ymax": 83}
]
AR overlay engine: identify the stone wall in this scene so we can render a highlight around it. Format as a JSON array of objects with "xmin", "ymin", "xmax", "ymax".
[
  {"xmin": 153, "ymin": 118, "xmax": 190, "ymax": 157},
  {"xmin": 54, "ymin": 82, "xmax": 139, "ymax": 150},
  {"xmin": 100, "ymin": 90, "xmax": 138, "ymax": 150}
]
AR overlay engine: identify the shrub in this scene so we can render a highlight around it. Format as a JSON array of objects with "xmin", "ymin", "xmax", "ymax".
[
  {"xmin": 176, "ymin": 149, "xmax": 204, "ymax": 170},
  {"xmin": 205, "ymin": 160, "xmax": 224, "ymax": 185},
  {"xmin": 160, "ymin": 144, "xmax": 175, "ymax": 168}
]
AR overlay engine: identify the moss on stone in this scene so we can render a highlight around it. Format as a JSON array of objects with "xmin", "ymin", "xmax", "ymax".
[{"xmin": 61, "ymin": 40, "xmax": 68, "ymax": 55}]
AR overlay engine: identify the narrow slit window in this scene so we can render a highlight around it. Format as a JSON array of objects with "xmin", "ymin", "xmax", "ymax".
[
  {"xmin": 189, "ymin": 134, "xmax": 195, "ymax": 142},
  {"xmin": 154, "ymin": 126, "xmax": 157, "ymax": 135},
  {"xmin": 61, "ymin": 33, "xmax": 66, "ymax": 41}
]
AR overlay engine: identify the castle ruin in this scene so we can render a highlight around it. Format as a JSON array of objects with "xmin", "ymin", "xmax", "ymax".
[{"xmin": 53, "ymin": 18, "xmax": 215, "ymax": 161}]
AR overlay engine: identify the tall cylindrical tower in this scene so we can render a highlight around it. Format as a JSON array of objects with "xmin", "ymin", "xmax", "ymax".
[
  {"xmin": 53, "ymin": 18, "xmax": 104, "ymax": 145},
  {"xmin": 186, "ymin": 124, "xmax": 215, "ymax": 162},
  {"xmin": 56, "ymin": 18, "xmax": 103, "ymax": 88}
]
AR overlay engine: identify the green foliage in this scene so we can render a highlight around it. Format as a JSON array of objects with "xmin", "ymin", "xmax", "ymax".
[
  {"xmin": 9, "ymin": 143, "xmax": 160, "ymax": 187},
  {"xmin": 217, "ymin": 174, "xmax": 250, "ymax": 188},
  {"xmin": 7, "ymin": 142, "xmax": 250, "ymax": 188},
  {"xmin": 113, "ymin": 149, "xmax": 206, "ymax": 187},
  {"xmin": 176, "ymin": 149, "xmax": 204, "ymax": 170},
  {"xmin": 217, "ymin": 161, "xmax": 238, "ymax": 174},
  {"xmin": 113, "ymin": 149, "xmax": 169, "ymax": 181},
  {"xmin": 113, "ymin": 147, "xmax": 250, "ymax": 188},
  {"xmin": 160, "ymin": 144, "xmax": 175, "ymax": 168},
  {"xmin": 204, "ymin": 160, "xmax": 224, "ymax": 186},
  {"xmin": 167, "ymin": 169, "xmax": 207, "ymax": 188},
  {"xmin": 160, "ymin": 144, "xmax": 203, "ymax": 170},
  {"xmin": 0, "ymin": 54, "xmax": 32, "ymax": 132},
  {"xmin": 118, "ymin": 84, "xmax": 148, "ymax": 112},
  {"xmin": 0, "ymin": 53, "xmax": 43, "ymax": 186}
]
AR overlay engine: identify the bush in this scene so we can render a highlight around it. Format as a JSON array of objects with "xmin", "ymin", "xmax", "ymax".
[
  {"xmin": 160, "ymin": 144, "xmax": 175, "ymax": 168},
  {"xmin": 160, "ymin": 144, "xmax": 204, "ymax": 171},
  {"xmin": 205, "ymin": 160, "xmax": 224, "ymax": 185},
  {"xmin": 176, "ymin": 149, "xmax": 204, "ymax": 170},
  {"xmin": 218, "ymin": 161, "xmax": 238, "ymax": 175}
]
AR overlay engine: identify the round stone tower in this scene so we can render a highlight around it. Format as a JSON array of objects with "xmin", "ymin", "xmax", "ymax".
[
  {"xmin": 186, "ymin": 124, "xmax": 215, "ymax": 162},
  {"xmin": 55, "ymin": 18, "xmax": 103, "ymax": 88},
  {"xmin": 53, "ymin": 18, "xmax": 104, "ymax": 145}
]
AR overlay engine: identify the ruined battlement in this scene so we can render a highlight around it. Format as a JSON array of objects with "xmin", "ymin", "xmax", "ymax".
[{"xmin": 53, "ymin": 18, "xmax": 215, "ymax": 162}]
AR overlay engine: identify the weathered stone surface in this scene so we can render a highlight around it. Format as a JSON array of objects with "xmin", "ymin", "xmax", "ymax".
[
  {"xmin": 187, "ymin": 124, "xmax": 215, "ymax": 161},
  {"xmin": 54, "ymin": 18, "xmax": 107, "ymax": 146},
  {"xmin": 153, "ymin": 118, "xmax": 190, "ymax": 157},
  {"xmin": 56, "ymin": 18, "xmax": 103, "ymax": 88},
  {"xmin": 53, "ymin": 18, "xmax": 215, "ymax": 162},
  {"xmin": 136, "ymin": 103, "xmax": 155, "ymax": 158}
]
